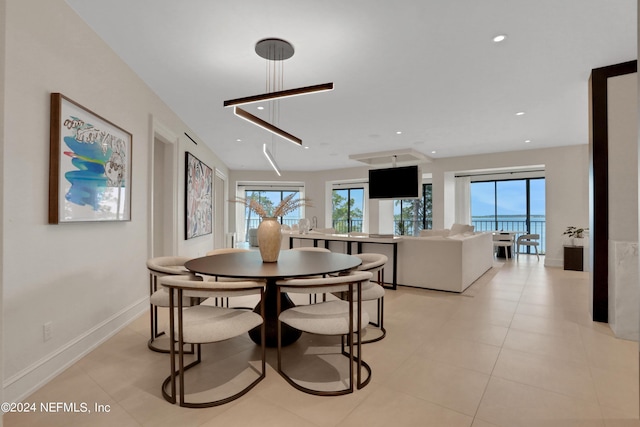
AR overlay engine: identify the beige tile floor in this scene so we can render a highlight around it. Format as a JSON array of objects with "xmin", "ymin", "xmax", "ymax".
[{"xmin": 5, "ymin": 257, "xmax": 640, "ymax": 427}]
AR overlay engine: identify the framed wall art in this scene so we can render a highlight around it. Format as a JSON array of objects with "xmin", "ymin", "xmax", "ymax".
[
  {"xmin": 49, "ymin": 93, "xmax": 132, "ymax": 223},
  {"xmin": 185, "ymin": 151, "xmax": 213, "ymax": 239}
]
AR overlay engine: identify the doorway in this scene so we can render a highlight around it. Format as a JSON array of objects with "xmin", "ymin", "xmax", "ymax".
[{"xmin": 151, "ymin": 123, "xmax": 178, "ymax": 257}]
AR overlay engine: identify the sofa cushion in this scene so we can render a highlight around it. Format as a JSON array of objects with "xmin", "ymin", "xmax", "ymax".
[
  {"xmin": 446, "ymin": 234, "xmax": 467, "ymax": 240},
  {"xmin": 449, "ymin": 223, "xmax": 474, "ymax": 236},
  {"xmin": 420, "ymin": 229, "xmax": 450, "ymax": 237}
]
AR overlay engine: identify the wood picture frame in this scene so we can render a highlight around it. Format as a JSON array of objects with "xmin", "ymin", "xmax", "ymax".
[{"xmin": 49, "ymin": 93, "xmax": 132, "ymax": 223}]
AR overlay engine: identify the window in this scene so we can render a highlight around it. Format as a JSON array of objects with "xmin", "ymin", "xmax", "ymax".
[
  {"xmin": 332, "ymin": 187, "xmax": 364, "ymax": 233},
  {"xmin": 242, "ymin": 190, "xmax": 302, "ymax": 228},
  {"xmin": 470, "ymin": 178, "xmax": 545, "ymax": 253},
  {"xmin": 236, "ymin": 183, "xmax": 306, "ymax": 242},
  {"xmin": 394, "ymin": 184, "xmax": 432, "ymax": 236}
]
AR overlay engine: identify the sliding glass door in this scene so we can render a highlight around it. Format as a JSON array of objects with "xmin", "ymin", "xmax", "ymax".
[{"xmin": 471, "ymin": 178, "xmax": 545, "ymax": 253}]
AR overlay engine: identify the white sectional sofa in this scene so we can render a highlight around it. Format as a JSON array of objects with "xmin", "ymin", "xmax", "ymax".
[
  {"xmin": 397, "ymin": 232, "xmax": 494, "ymax": 292},
  {"xmin": 282, "ymin": 224, "xmax": 494, "ymax": 293}
]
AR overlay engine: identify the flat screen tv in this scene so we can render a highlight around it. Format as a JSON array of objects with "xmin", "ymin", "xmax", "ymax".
[{"xmin": 368, "ymin": 165, "xmax": 422, "ymax": 199}]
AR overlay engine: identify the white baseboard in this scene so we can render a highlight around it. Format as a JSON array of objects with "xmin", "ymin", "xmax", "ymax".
[{"xmin": 3, "ymin": 297, "xmax": 148, "ymax": 403}]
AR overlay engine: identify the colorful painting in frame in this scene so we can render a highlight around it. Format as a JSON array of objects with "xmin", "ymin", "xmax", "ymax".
[
  {"xmin": 185, "ymin": 152, "xmax": 213, "ymax": 239},
  {"xmin": 49, "ymin": 93, "xmax": 132, "ymax": 223}
]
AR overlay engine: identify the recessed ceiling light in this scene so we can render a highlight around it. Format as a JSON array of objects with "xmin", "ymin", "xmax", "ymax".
[
  {"xmin": 304, "ymin": 146, "xmax": 309, "ymax": 149},
  {"xmin": 516, "ymin": 111, "xmax": 525, "ymax": 116},
  {"xmin": 493, "ymin": 34, "xmax": 506, "ymax": 43},
  {"xmin": 431, "ymin": 150, "xmax": 437, "ymax": 154},
  {"xmin": 257, "ymin": 106, "xmax": 264, "ymax": 110},
  {"xmin": 236, "ymin": 138, "xmax": 242, "ymax": 142},
  {"xmin": 524, "ymin": 139, "xmax": 531, "ymax": 143},
  {"xmin": 396, "ymin": 131, "xmax": 402, "ymax": 135}
]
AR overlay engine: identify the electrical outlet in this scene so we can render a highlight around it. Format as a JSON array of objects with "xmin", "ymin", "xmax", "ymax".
[{"xmin": 43, "ymin": 322, "xmax": 52, "ymax": 342}]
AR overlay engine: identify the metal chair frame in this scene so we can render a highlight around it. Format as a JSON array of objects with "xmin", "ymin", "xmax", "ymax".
[
  {"xmin": 147, "ymin": 257, "xmax": 197, "ymax": 354},
  {"xmin": 161, "ymin": 277, "xmax": 266, "ymax": 408},
  {"xmin": 516, "ymin": 233, "xmax": 541, "ymax": 260},
  {"xmin": 276, "ymin": 272, "xmax": 373, "ymax": 396}
]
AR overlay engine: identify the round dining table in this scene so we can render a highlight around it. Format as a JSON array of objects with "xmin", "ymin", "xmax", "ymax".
[{"xmin": 185, "ymin": 250, "xmax": 362, "ymax": 347}]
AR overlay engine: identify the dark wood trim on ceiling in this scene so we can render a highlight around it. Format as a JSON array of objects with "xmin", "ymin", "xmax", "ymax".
[{"xmin": 589, "ymin": 59, "xmax": 637, "ymax": 323}]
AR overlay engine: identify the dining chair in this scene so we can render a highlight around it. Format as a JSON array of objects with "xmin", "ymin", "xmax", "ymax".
[
  {"xmin": 205, "ymin": 247, "xmax": 251, "ymax": 256},
  {"xmin": 204, "ymin": 248, "xmax": 252, "ymax": 307},
  {"xmin": 146, "ymin": 256, "xmax": 195, "ymax": 353},
  {"xmin": 492, "ymin": 233, "xmax": 514, "ymax": 259},
  {"xmin": 159, "ymin": 274, "xmax": 265, "ymax": 408},
  {"xmin": 516, "ymin": 233, "xmax": 540, "ymax": 260},
  {"xmin": 291, "ymin": 246, "xmax": 331, "ymax": 303},
  {"xmin": 290, "ymin": 246, "xmax": 331, "ymax": 252},
  {"xmin": 346, "ymin": 253, "xmax": 388, "ymax": 343},
  {"xmin": 275, "ymin": 271, "xmax": 373, "ymax": 396}
]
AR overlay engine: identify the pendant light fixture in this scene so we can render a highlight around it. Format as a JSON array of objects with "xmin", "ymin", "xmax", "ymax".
[
  {"xmin": 224, "ymin": 38, "xmax": 333, "ymax": 174},
  {"xmin": 262, "ymin": 143, "xmax": 281, "ymax": 176}
]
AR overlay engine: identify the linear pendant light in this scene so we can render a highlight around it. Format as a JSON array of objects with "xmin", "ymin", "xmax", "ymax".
[
  {"xmin": 234, "ymin": 107, "xmax": 302, "ymax": 146},
  {"xmin": 224, "ymin": 82, "xmax": 334, "ymax": 108},
  {"xmin": 262, "ymin": 143, "xmax": 281, "ymax": 176},
  {"xmin": 225, "ymin": 38, "xmax": 333, "ymax": 173}
]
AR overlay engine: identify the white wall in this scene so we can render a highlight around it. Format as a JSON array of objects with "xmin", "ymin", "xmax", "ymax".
[
  {"xmin": 2, "ymin": 0, "xmax": 227, "ymax": 402},
  {"xmin": 230, "ymin": 144, "xmax": 589, "ymax": 268},
  {"xmin": 607, "ymin": 72, "xmax": 639, "ymax": 340},
  {"xmin": 0, "ymin": 0, "xmax": 6, "ymax": 420},
  {"xmin": 608, "ymin": 74, "xmax": 639, "ymax": 243}
]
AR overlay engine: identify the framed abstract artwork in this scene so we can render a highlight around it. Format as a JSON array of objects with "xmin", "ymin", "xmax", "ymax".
[
  {"xmin": 185, "ymin": 151, "xmax": 213, "ymax": 239},
  {"xmin": 49, "ymin": 93, "xmax": 132, "ymax": 223}
]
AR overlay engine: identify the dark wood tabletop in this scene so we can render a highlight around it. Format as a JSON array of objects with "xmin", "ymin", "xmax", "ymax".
[{"xmin": 185, "ymin": 250, "xmax": 361, "ymax": 280}]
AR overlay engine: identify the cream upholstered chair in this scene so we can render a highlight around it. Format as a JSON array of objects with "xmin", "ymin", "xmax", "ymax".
[
  {"xmin": 290, "ymin": 246, "xmax": 331, "ymax": 252},
  {"xmin": 159, "ymin": 275, "xmax": 265, "ymax": 408},
  {"xmin": 516, "ymin": 234, "xmax": 540, "ymax": 260},
  {"xmin": 276, "ymin": 271, "xmax": 373, "ymax": 396},
  {"xmin": 204, "ymin": 248, "xmax": 252, "ymax": 307},
  {"xmin": 291, "ymin": 246, "xmax": 331, "ymax": 303},
  {"xmin": 350, "ymin": 253, "xmax": 387, "ymax": 343},
  {"xmin": 146, "ymin": 256, "xmax": 194, "ymax": 353},
  {"xmin": 493, "ymin": 233, "xmax": 515, "ymax": 258},
  {"xmin": 205, "ymin": 247, "xmax": 251, "ymax": 256}
]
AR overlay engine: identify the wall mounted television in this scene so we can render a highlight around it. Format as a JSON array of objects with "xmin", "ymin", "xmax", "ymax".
[{"xmin": 368, "ymin": 165, "xmax": 422, "ymax": 199}]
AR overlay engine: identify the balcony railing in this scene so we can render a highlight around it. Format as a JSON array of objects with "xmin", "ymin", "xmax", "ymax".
[
  {"xmin": 472, "ymin": 220, "xmax": 546, "ymax": 254},
  {"xmin": 331, "ymin": 219, "xmax": 363, "ymax": 234},
  {"xmin": 244, "ymin": 218, "xmax": 366, "ymax": 236},
  {"xmin": 244, "ymin": 218, "xmax": 301, "ymax": 230},
  {"xmin": 393, "ymin": 220, "xmax": 433, "ymax": 236}
]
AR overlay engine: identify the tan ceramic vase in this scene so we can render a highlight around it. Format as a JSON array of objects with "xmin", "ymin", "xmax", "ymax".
[{"xmin": 257, "ymin": 217, "xmax": 282, "ymax": 262}]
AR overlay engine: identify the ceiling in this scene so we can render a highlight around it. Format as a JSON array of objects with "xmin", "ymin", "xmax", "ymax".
[{"xmin": 65, "ymin": 0, "xmax": 636, "ymax": 173}]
